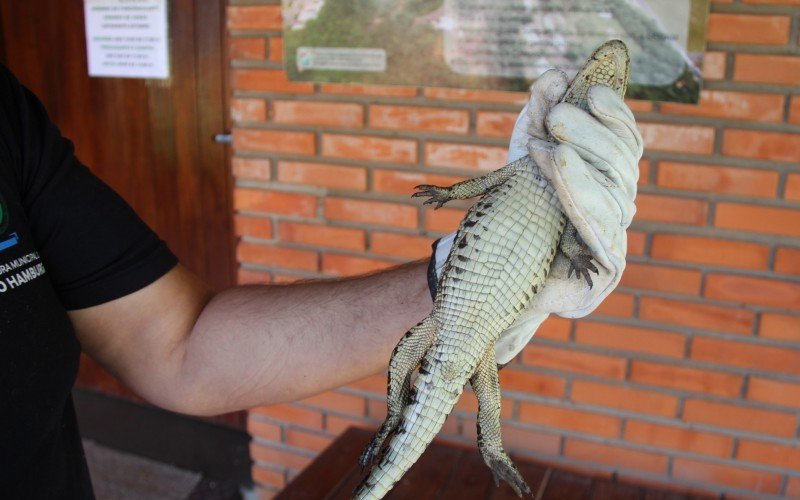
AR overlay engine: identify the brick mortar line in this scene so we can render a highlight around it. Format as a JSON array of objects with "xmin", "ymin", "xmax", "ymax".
[
  {"xmin": 291, "ymin": 402, "xmax": 372, "ymax": 422},
  {"xmin": 711, "ymin": 2, "xmax": 800, "ymax": 15},
  {"xmin": 783, "ymin": 87, "xmax": 796, "ymax": 123},
  {"xmin": 250, "ymin": 438, "xmax": 318, "ymax": 457},
  {"xmin": 528, "ymin": 333, "xmax": 800, "ymax": 379},
  {"xmin": 705, "ymin": 195, "xmax": 718, "ymax": 230},
  {"xmin": 631, "ymin": 294, "xmax": 642, "ymax": 322},
  {"xmin": 563, "ymin": 360, "xmax": 799, "ymax": 403},
  {"xmin": 645, "ymin": 153, "xmax": 799, "ymax": 172},
  {"xmin": 638, "ymin": 183, "xmax": 800, "ymax": 208},
  {"xmin": 234, "ymin": 242, "xmax": 406, "ymax": 275},
  {"xmin": 645, "ymin": 149, "xmax": 800, "ymax": 172},
  {"xmin": 780, "ymin": 475, "xmax": 790, "ymax": 498},
  {"xmin": 237, "ymin": 211, "xmax": 452, "ymax": 241},
  {"xmin": 629, "ymin": 222, "xmax": 800, "ymax": 247},
  {"xmin": 632, "ymin": 272, "xmax": 800, "ymax": 304},
  {"xmin": 235, "ymin": 178, "xmax": 328, "ymax": 196},
  {"xmin": 795, "ymin": 414, "xmax": 800, "ymax": 442},
  {"xmin": 240, "ymin": 239, "xmax": 424, "ymax": 267},
  {"xmin": 768, "ymin": 245, "xmax": 780, "ymax": 273},
  {"xmin": 239, "ymin": 261, "xmax": 327, "ymax": 280},
  {"xmin": 638, "ymin": 113, "xmax": 800, "ymax": 133},
  {"xmin": 233, "ymin": 178, "xmax": 471, "ymax": 208},
  {"xmin": 645, "ymin": 158, "xmax": 658, "ymax": 186},
  {"xmin": 778, "ymin": 170, "xmax": 791, "ymax": 200},
  {"xmin": 724, "ymin": 51, "xmax": 736, "ymax": 81},
  {"xmin": 792, "ymin": 11, "xmax": 800, "ymax": 48},
  {"xmin": 617, "ymin": 287, "xmax": 799, "ymax": 320},
  {"xmin": 240, "ymin": 231, "xmax": 424, "ymax": 264},
  {"xmin": 641, "ymin": 257, "xmax": 800, "ymax": 283},
  {"xmin": 249, "ymin": 411, "xmax": 349, "ymax": 435},
  {"xmin": 506, "ymin": 382, "xmax": 795, "ymax": 417},
  {"xmin": 591, "ymin": 310, "xmax": 800, "ymax": 351},
  {"xmin": 238, "ymin": 241, "xmax": 406, "ymax": 268},
  {"xmin": 706, "ymin": 42, "xmax": 799, "ymax": 56},
  {"xmin": 231, "ymin": 89, "xmax": 529, "ymax": 110},
  {"xmin": 617, "ymin": 288, "xmax": 800, "ymax": 324},
  {"xmin": 495, "ymin": 390, "xmax": 800, "ymax": 446},
  {"xmin": 703, "ymin": 80, "xmax": 800, "ymax": 95},
  {"xmin": 712, "ymin": 124, "xmax": 725, "ymax": 156},
  {"xmin": 232, "ymin": 94, "xmax": 528, "ymax": 116},
  {"xmin": 234, "ymin": 121, "xmax": 513, "ymax": 146},
  {"xmin": 232, "ymin": 150, "xmax": 488, "ymax": 179},
  {"xmin": 512, "ymin": 426, "xmax": 800, "ymax": 478}
]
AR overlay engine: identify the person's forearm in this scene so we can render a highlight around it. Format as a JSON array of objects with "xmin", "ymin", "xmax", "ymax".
[{"xmin": 175, "ymin": 261, "xmax": 432, "ymax": 415}]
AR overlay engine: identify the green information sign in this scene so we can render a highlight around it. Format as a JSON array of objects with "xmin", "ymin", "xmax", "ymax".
[{"xmin": 283, "ymin": 0, "xmax": 710, "ymax": 103}]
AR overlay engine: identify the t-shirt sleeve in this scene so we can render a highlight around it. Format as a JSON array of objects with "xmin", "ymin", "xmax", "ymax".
[{"xmin": 0, "ymin": 65, "xmax": 178, "ymax": 310}]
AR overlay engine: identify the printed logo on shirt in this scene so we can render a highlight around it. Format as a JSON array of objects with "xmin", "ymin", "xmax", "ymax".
[
  {"xmin": 0, "ymin": 192, "xmax": 18, "ymax": 253},
  {"xmin": 0, "ymin": 251, "xmax": 45, "ymax": 293},
  {"xmin": 0, "ymin": 193, "xmax": 45, "ymax": 292}
]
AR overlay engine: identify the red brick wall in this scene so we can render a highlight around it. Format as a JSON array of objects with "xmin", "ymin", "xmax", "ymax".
[{"xmin": 227, "ymin": 1, "xmax": 800, "ymax": 497}]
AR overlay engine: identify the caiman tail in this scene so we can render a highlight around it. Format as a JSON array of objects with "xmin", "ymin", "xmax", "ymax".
[{"xmin": 353, "ymin": 345, "xmax": 468, "ymax": 499}]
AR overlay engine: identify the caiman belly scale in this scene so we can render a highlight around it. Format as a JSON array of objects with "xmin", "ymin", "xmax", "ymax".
[{"xmin": 355, "ymin": 40, "xmax": 631, "ymax": 499}]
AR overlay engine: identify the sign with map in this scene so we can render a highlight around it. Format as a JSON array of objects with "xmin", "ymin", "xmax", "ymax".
[{"xmin": 282, "ymin": 0, "xmax": 710, "ymax": 103}]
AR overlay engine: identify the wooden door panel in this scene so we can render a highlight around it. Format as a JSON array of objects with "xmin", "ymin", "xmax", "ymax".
[{"xmin": 1, "ymin": 0, "xmax": 240, "ymax": 427}]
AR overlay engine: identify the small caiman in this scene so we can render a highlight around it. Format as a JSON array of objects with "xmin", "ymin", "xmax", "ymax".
[{"xmin": 355, "ymin": 40, "xmax": 631, "ymax": 499}]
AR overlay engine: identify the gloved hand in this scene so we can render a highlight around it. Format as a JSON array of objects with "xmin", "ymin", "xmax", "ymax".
[{"xmin": 428, "ymin": 69, "xmax": 643, "ymax": 365}]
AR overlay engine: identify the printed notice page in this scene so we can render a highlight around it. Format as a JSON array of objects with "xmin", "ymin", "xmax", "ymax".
[{"xmin": 84, "ymin": 0, "xmax": 170, "ymax": 79}]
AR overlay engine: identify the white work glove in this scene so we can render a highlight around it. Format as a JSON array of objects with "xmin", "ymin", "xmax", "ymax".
[{"xmin": 428, "ymin": 69, "xmax": 643, "ymax": 365}]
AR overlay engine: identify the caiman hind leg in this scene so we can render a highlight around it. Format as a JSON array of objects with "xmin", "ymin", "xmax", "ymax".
[
  {"xmin": 559, "ymin": 223, "xmax": 599, "ymax": 288},
  {"xmin": 471, "ymin": 348, "xmax": 532, "ymax": 497},
  {"xmin": 412, "ymin": 160, "xmax": 522, "ymax": 208},
  {"xmin": 358, "ymin": 314, "xmax": 438, "ymax": 469}
]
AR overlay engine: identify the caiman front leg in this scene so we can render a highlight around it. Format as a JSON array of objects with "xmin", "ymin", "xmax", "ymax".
[
  {"xmin": 359, "ymin": 314, "xmax": 438, "ymax": 468},
  {"xmin": 471, "ymin": 348, "xmax": 532, "ymax": 497},
  {"xmin": 412, "ymin": 160, "xmax": 522, "ymax": 208},
  {"xmin": 558, "ymin": 223, "xmax": 599, "ymax": 288}
]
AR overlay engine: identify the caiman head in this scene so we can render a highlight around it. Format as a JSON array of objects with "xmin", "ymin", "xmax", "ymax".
[{"xmin": 561, "ymin": 39, "xmax": 631, "ymax": 111}]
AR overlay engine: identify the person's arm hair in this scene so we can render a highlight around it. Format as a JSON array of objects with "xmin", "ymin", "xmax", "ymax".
[{"xmin": 68, "ymin": 261, "xmax": 432, "ymax": 416}]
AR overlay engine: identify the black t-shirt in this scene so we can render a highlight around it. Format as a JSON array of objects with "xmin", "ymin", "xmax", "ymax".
[{"xmin": 0, "ymin": 66, "xmax": 178, "ymax": 497}]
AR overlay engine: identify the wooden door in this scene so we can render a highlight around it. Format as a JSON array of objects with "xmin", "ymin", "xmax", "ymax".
[{"xmin": 0, "ymin": 0, "xmax": 241, "ymax": 427}]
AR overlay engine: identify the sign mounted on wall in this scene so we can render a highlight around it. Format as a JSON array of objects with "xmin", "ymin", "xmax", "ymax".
[
  {"xmin": 282, "ymin": 0, "xmax": 710, "ymax": 103},
  {"xmin": 84, "ymin": 0, "xmax": 170, "ymax": 79}
]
